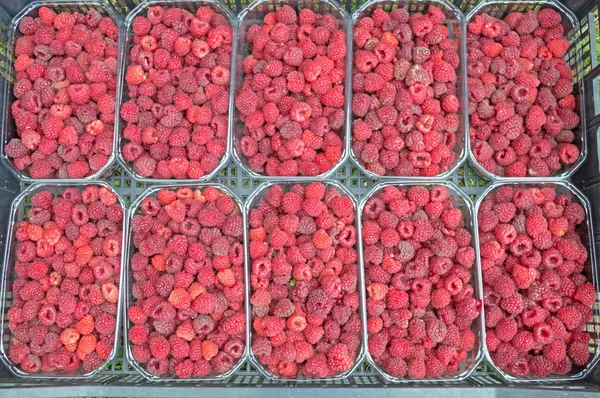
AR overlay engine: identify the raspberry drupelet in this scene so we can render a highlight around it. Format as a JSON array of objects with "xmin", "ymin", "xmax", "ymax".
[
  {"xmin": 361, "ymin": 184, "xmax": 480, "ymax": 379},
  {"xmin": 120, "ymin": 6, "xmax": 233, "ymax": 179},
  {"xmin": 478, "ymin": 184, "xmax": 595, "ymax": 378},
  {"xmin": 5, "ymin": 7, "xmax": 119, "ymax": 179},
  {"xmin": 7, "ymin": 185, "xmax": 123, "ymax": 374},
  {"xmin": 467, "ymin": 9, "xmax": 581, "ymax": 177},
  {"xmin": 235, "ymin": 6, "xmax": 347, "ymax": 177},
  {"xmin": 248, "ymin": 182, "xmax": 361, "ymax": 378},
  {"xmin": 127, "ymin": 186, "xmax": 246, "ymax": 378},
  {"xmin": 352, "ymin": 6, "xmax": 461, "ymax": 177}
]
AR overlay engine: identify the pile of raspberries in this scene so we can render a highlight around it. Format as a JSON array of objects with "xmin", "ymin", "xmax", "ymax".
[
  {"xmin": 235, "ymin": 6, "xmax": 347, "ymax": 177},
  {"xmin": 479, "ymin": 185, "xmax": 595, "ymax": 377},
  {"xmin": 352, "ymin": 6, "xmax": 461, "ymax": 177},
  {"xmin": 6, "ymin": 7, "xmax": 119, "ymax": 179},
  {"xmin": 128, "ymin": 187, "xmax": 245, "ymax": 378},
  {"xmin": 121, "ymin": 6, "xmax": 233, "ymax": 179},
  {"xmin": 7, "ymin": 186, "xmax": 123, "ymax": 374},
  {"xmin": 248, "ymin": 182, "xmax": 361, "ymax": 378},
  {"xmin": 468, "ymin": 9, "xmax": 581, "ymax": 177},
  {"xmin": 362, "ymin": 185, "xmax": 480, "ymax": 379}
]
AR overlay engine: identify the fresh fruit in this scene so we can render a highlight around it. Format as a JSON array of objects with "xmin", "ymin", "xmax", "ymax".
[
  {"xmin": 120, "ymin": 6, "xmax": 233, "ymax": 179},
  {"xmin": 7, "ymin": 186, "xmax": 123, "ymax": 374},
  {"xmin": 352, "ymin": 6, "xmax": 460, "ymax": 177},
  {"xmin": 6, "ymin": 7, "xmax": 119, "ymax": 179},
  {"xmin": 467, "ymin": 10, "xmax": 580, "ymax": 177},
  {"xmin": 362, "ymin": 184, "xmax": 480, "ymax": 379},
  {"xmin": 235, "ymin": 6, "xmax": 347, "ymax": 177},
  {"xmin": 128, "ymin": 186, "xmax": 245, "ymax": 378},
  {"xmin": 249, "ymin": 182, "xmax": 361, "ymax": 377},
  {"xmin": 479, "ymin": 184, "xmax": 595, "ymax": 377}
]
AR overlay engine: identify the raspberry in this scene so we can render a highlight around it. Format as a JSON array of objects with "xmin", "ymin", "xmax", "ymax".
[
  {"xmin": 526, "ymin": 212, "xmax": 548, "ymax": 236},
  {"xmin": 547, "ymin": 39, "xmax": 569, "ymax": 58},
  {"xmin": 442, "ymin": 208, "xmax": 463, "ymax": 230},
  {"xmin": 330, "ymin": 196, "xmax": 354, "ymax": 217},
  {"xmin": 543, "ymin": 339, "xmax": 567, "ymax": 363},
  {"xmin": 574, "ymin": 282, "xmax": 596, "ymax": 307},
  {"xmin": 538, "ymin": 8, "xmax": 561, "ymax": 28},
  {"xmin": 568, "ymin": 342, "xmax": 590, "ymax": 366},
  {"xmin": 129, "ymin": 324, "xmax": 150, "ymax": 346},
  {"xmin": 548, "ymin": 217, "xmax": 568, "ymax": 237},
  {"xmin": 149, "ymin": 335, "xmax": 170, "ymax": 359}
]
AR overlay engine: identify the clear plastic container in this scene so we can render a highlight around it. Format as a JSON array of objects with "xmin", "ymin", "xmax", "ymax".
[
  {"xmin": 232, "ymin": 0, "xmax": 353, "ymax": 180},
  {"xmin": 1, "ymin": 0, "xmax": 125, "ymax": 182},
  {"xmin": 358, "ymin": 181, "xmax": 484, "ymax": 382},
  {"xmin": 350, "ymin": 0, "xmax": 468, "ymax": 180},
  {"xmin": 474, "ymin": 181, "xmax": 599, "ymax": 382},
  {"xmin": 117, "ymin": 0, "xmax": 237, "ymax": 182},
  {"xmin": 124, "ymin": 183, "xmax": 248, "ymax": 381},
  {"xmin": 465, "ymin": 0, "xmax": 587, "ymax": 181},
  {"xmin": 244, "ymin": 180, "xmax": 366, "ymax": 381},
  {"xmin": 0, "ymin": 182, "xmax": 127, "ymax": 378}
]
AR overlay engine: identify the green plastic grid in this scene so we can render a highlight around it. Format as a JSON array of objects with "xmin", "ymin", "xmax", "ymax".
[
  {"xmin": 105, "ymin": 159, "xmax": 491, "ymax": 203},
  {"xmin": 0, "ymin": 0, "xmax": 597, "ymax": 391}
]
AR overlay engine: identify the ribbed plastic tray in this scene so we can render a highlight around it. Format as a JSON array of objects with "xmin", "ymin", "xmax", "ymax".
[{"xmin": 0, "ymin": 0, "xmax": 598, "ymax": 394}]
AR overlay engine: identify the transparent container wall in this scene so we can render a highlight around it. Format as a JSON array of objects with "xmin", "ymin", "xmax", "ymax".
[
  {"xmin": 124, "ymin": 183, "xmax": 248, "ymax": 381},
  {"xmin": 466, "ymin": 0, "xmax": 586, "ymax": 181},
  {"xmin": 117, "ymin": 0, "xmax": 237, "ymax": 182},
  {"xmin": 0, "ymin": 182, "xmax": 126, "ymax": 378},
  {"xmin": 232, "ymin": 0, "xmax": 352, "ymax": 180},
  {"xmin": 1, "ymin": 0, "xmax": 124, "ymax": 183},
  {"xmin": 474, "ymin": 181, "xmax": 599, "ymax": 382},
  {"xmin": 358, "ymin": 181, "xmax": 484, "ymax": 382},
  {"xmin": 244, "ymin": 181, "xmax": 366, "ymax": 381},
  {"xmin": 350, "ymin": 0, "xmax": 468, "ymax": 180}
]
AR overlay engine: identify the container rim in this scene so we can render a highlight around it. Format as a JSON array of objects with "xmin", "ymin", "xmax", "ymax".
[
  {"xmin": 464, "ymin": 0, "xmax": 587, "ymax": 182},
  {"xmin": 0, "ymin": 0, "xmax": 125, "ymax": 183},
  {"xmin": 243, "ymin": 179, "xmax": 367, "ymax": 382},
  {"xmin": 231, "ymin": 0, "xmax": 353, "ymax": 180},
  {"xmin": 357, "ymin": 180, "xmax": 485, "ymax": 383},
  {"xmin": 115, "ymin": 0, "xmax": 238, "ymax": 182},
  {"xmin": 0, "ymin": 181, "xmax": 128, "ymax": 379},
  {"xmin": 123, "ymin": 182, "xmax": 249, "ymax": 381},
  {"xmin": 473, "ymin": 180, "xmax": 600, "ymax": 382}
]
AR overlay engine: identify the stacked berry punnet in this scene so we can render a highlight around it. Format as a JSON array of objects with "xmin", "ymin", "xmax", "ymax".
[
  {"xmin": 351, "ymin": 6, "xmax": 461, "ymax": 177},
  {"xmin": 467, "ymin": 9, "xmax": 581, "ymax": 178},
  {"xmin": 361, "ymin": 184, "xmax": 480, "ymax": 379},
  {"xmin": 127, "ymin": 186, "xmax": 245, "ymax": 379},
  {"xmin": 235, "ymin": 5, "xmax": 348, "ymax": 177},
  {"xmin": 478, "ymin": 184, "xmax": 596, "ymax": 378},
  {"xmin": 5, "ymin": 7, "xmax": 119, "ymax": 179},
  {"xmin": 248, "ymin": 182, "xmax": 362, "ymax": 378},
  {"xmin": 120, "ymin": 5, "xmax": 233, "ymax": 179},
  {"xmin": 6, "ymin": 185, "xmax": 124, "ymax": 375}
]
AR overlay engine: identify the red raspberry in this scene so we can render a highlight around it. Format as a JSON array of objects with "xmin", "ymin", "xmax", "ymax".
[
  {"xmin": 526, "ymin": 212, "xmax": 548, "ymax": 236},
  {"xmin": 149, "ymin": 336, "xmax": 170, "ymax": 359},
  {"xmin": 538, "ymin": 8, "xmax": 561, "ymax": 28},
  {"xmin": 547, "ymin": 39, "xmax": 569, "ymax": 58},
  {"xmin": 568, "ymin": 342, "xmax": 590, "ymax": 366},
  {"xmin": 574, "ymin": 282, "xmax": 596, "ymax": 307},
  {"xmin": 543, "ymin": 339, "xmax": 567, "ymax": 363}
]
